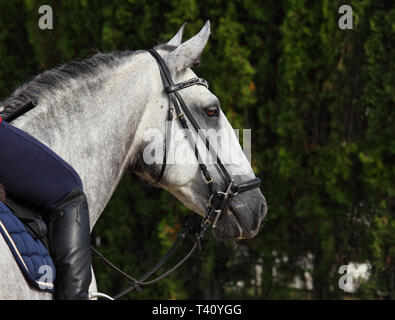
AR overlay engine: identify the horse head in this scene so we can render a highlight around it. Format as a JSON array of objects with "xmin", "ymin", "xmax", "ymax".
[{"xmin": 134, "ymin": 22, "xmax": 267, "ymax": 240}]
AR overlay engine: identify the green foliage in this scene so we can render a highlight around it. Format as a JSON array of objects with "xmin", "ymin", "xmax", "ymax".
[{"xmin": 0, "ymin": 0, "xmax": 393, "ymax": 299}]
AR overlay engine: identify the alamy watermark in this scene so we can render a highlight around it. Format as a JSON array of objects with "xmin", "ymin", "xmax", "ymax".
[
  {"xmin": 338, "ymin": 263, "xmax": 370, "ymax": 293},
  {"xmin": 38, "ymin": 5, "xmax": 53, "ymax": 30},
  {"xmin": 37, "ymin": 4, "xmax": 353, "ymax": 31},
  {"xmin": 338, "ymin": 5, "xmax": 353, "ymax": 30},
  {"xmin": 38, "ymin": 264, "xmax": 54, "ymax": 290},
  {"xmin": 142, "ymin": 126, "xmax": 252, "ymax": 174}
]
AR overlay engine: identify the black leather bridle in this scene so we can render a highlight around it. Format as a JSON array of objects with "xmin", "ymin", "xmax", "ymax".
[
  {"xmin": 90, "ymin": 49, "xmax": 262, "ymax": 299},
  {"xmin": 147, "ymin": 49, "xmax": 261, "ymax": 227}
]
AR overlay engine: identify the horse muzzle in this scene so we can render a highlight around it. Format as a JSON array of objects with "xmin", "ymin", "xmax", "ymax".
[{"xmin": 209, "ymin": 178, "xmax": 267, "ymax": 240}]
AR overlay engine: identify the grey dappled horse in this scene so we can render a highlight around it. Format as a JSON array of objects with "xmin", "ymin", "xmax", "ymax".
[{"xmin": 0, "ymin": 21, "xmax": 266, "ymax": 299}]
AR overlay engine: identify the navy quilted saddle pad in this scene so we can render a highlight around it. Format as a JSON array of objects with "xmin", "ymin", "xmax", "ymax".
[{"xmin": 0, "ymin": 201, "xmax": 55, "ymax": 292}]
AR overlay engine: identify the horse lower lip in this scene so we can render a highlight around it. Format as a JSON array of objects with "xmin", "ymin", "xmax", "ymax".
[{"xmin": 230, "ymin": 206, "xmax": 244, "ymax": 227}]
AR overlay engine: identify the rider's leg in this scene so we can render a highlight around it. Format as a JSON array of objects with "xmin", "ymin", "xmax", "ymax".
[
  {"xmin": 47, "ymin": 189, "xmax": 92, "ymax": 300},
  {"xmin": 0, "ymin": 119, "xmax": 92, "ymax": 300}
]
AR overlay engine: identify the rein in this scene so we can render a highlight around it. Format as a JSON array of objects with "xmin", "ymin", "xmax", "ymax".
[{"xmin": 90, "ymin": 214, "xmax": 204, "ymax": 300}]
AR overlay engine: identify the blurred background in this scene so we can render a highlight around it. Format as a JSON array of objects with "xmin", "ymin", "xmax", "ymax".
[{"xmin": 0, "ymin": 0, "xmax": 393, "ymax": 299}]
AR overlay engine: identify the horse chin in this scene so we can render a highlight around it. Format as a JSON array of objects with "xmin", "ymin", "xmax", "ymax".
[
  {"xmin": 211, "ymin": 209, "xmax": 258, "ymax": 240},
  {"xmin": 211, "ymin": 210, "xmax": 242, "ymax": 240}
]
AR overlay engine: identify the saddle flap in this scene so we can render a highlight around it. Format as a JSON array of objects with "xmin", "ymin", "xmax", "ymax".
[{"xmin": 3, "ymin": 197, "xmax": 49, "ymax": 249}]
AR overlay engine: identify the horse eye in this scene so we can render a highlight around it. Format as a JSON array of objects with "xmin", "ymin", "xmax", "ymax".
[{"xmin": 205, "ymin": 107, "xmax": 218, "ymax": 117}]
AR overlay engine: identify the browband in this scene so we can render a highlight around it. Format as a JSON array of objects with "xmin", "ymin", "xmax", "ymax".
[{"xmin": 165, "ymin": 78, "xmax": 209, "ymax": 93}]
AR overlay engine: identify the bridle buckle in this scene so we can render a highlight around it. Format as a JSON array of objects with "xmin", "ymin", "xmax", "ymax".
[{"xmin": 205, "ymin": 177, "xmax": 213, "ymax": 184}]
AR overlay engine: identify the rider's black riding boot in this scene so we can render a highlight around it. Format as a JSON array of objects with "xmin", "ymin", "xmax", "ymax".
[{"xmin": 47, "ymin": 189, "xmax": 92, "ymax": 300}]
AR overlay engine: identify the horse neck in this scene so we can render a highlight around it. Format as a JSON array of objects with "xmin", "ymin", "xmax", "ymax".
[{"xmin": 12, "ymin": 52, "xmax": 156, "ymax": 228}]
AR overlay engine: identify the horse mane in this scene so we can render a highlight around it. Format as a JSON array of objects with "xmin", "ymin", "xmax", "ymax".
[
  {"xmin": 0, "ymin": 43, "xmax": 178, "ymax": 120},
  {"xmin": 0, "ymin": 50, "xmax": 139, "ymax": 119}
]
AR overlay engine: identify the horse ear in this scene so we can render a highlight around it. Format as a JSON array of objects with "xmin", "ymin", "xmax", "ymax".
[
  {"xmin": 167, "ymin": 23, "xmax": 187, "ymax": 47},
  {"xmin": 165, "ymin": 20, "xmax": 210, "ymax": 74}
]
